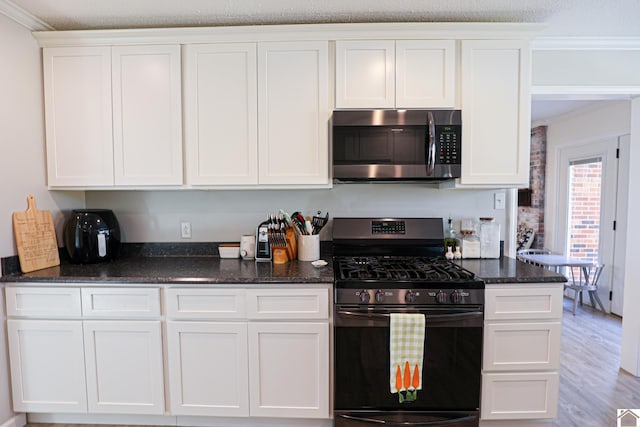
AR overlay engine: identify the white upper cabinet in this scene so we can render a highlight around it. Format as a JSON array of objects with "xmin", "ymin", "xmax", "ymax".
[
  {"xmin": 43, "ymin": 45, "xmax": 183, "ymax": 188},
  {"xmin": 112, "ymin": 45, "xmax": 183, "ymax": 186},
  {"xmin": 335, "ymin": 40, "xmax": 395, "ymax": 108},
  {"xmin": 396, "ymin": 40, "xmax": 456, "ymax": 108},
  {"xmin": 257, "ymin": 41, "xmax": 330, "ymax": 185},
  {"xmin": 335, "ymin": 40, "xmax": 456, "ymax": 109},
  {"xmin": 184, "ymin": 43, "xmax": 258, "ymax": 185},
  {"xmin": 459, "ymin": 39, "xmax": 531, "ymax": 186},
  {"xmin": 44, "ymin": 47, "xmax": 114, "ymax": 187}
]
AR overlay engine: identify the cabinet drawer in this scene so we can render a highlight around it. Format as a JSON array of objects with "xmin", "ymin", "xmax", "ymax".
[
  {"xmin": 481, "ymin": 372, "xmax": 559, "ymax": 420},
  {"xmin": 484, "ymin": 322, "xmax": 561, "ymax": 371},
  {"xmin": 6, "ymin": 287, "xmax": 81, "ymax": 318},
  {"xmin": 485, "ymin": 286, "xmax": 563, "ymax": 320},
  {"xmin": 246, "ymin": 288, "xmax": 329, "ymax": 320},
  {"xmin": 165, "ymin": 288, "xmax": 246, "ymax": 319},
  {"xmin": 81, "ymin": 288, "xmax": 160, "ymax": 318}
]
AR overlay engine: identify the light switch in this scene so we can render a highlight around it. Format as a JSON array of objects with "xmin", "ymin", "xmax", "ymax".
[{"xmin": 494, "ymin": 192, "xmax": 506, "ymax": 210}]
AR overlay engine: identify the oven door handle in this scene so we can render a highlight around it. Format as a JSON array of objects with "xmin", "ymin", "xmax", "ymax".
[
  {"xmin": 338, "ymin": 413, "xmax": 477, "ymax": 426},
  {"xmin": 337, "ymin": 310, "xmax": 483, "ymax": 321}
]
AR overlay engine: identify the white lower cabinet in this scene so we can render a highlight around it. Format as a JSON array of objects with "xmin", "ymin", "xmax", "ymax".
[
  {"xmin": 165, "ymin": 287, "xmax": 330, "ymax": 420},
  {"xmin": 83, "ymin": 320, "xmax": 164, "ymax": 414},
  {"xmin": 7, "ymin": 319, "xmax": 87, "ymax": 413},
  {"xmin": 481, "ymin": 284, "xmax": 563, "ymax": 422},
  {"xmin": 5, "ymin": 286, "xmax": 164, "ymax": 415},
  {"xmin": 166, "ymin": 321, "xmax": 250, "ymax": 416},
  {"xmin": 248, "ymin": 322, "xmax": 329, "ymax": 418}
]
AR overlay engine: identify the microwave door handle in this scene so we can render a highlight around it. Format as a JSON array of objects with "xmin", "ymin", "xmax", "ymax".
[
  {"xmin": 338, "ymin": 413, "xmax": 477, "ymax": 426},
  {"xmin": 426, "ymin": 111, "xmax": 436, "ymax": 176}
]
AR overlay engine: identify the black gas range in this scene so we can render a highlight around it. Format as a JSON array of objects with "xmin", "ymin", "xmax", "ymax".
[
  {"xmin": 332, "ymin": 217, "xmax": 485, "ymax": 307},
  {"xmin": 332, "ymin": 217, "xmax": 484, "ymax": 427}
]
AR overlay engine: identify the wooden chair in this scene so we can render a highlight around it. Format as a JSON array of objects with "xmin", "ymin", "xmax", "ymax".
[{"xmin": 564, "ymin": 263, "xmax": 606, "ymax": 315}]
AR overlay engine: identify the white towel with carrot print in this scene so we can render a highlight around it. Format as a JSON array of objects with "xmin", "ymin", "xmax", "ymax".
[{"xmin": 390, "ymin": 313, "xmax": 425, "ymax": 403}]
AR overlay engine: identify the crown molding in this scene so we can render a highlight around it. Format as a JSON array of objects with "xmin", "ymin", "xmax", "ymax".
[
  {"xmin": 32, "ymin": 22, "xmax": 545, "ymax": 47},
  {"xmin": 0, "ymin": 0, "xmax": 54, "ymax": 31},
  {"xmin": 533, "ymin": 37, "xmax": 640, "ymax": 50}
]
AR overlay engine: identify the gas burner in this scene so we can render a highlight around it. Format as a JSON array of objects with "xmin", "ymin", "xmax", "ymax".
[{"xmin": 334, "ymin": 256, "xmax": 478, "ymax": 283}]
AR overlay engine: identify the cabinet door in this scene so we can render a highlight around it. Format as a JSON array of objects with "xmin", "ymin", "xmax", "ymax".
[
  {"xmin": 83, "ymin": 320, "xmax": 164, "ymax": 414},
  {"xmin": 166, "ymin": 321, "xmax": 249, "ymax": 416},
  {"xmin": 460, "ymin": 40, "xmax": 531, "ymax": 186},
  {"xmin": 335, "ymin": 40, "xmax": 395, "ymax": 108},
  {"xmin": 112, "ymin": 45, "xmax": 183, "ymax": 186},
  {"xmin": 481, "ymin": 372, "xmax": 559, "ymax": 420},
  {"xmin": 43, "ymin": 47, "xmax": 114, "ymax": 187},
  {"xmin": 258, "ymin": 41, "xmax": 329, "ymax": 185},
  {"xmin": 396, "ymin": 40, "xmax": 456, "ymax": 108},
  {"xmin": 184, "ymin": 43, "xmax": 258, "ymax": 185},
  {"xmin": 7, "ymin": 319, "xmax": 87, "ymax": 412},
  {"xmin": 484, "ymin": 322, "xmax": 561, "ymax": 371},
  {"xmin": 246, "ymin": 288, "xmax": 329, "ymax": 320},
  {"xmin": 485, "ymin": 286, "xmax": 563, "ymax": 321},
  {"xmin": 248, "ymin": 322, "xmax": 329, "ymax": 418}
]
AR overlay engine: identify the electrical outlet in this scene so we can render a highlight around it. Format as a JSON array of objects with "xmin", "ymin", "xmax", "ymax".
[
  {"xmin": 494, "ymin": 192, "xmax": 506, "ymax": 210},
  {"xmin": 180, "ymin": 222, "xmax": 192, "ymax": 239}
]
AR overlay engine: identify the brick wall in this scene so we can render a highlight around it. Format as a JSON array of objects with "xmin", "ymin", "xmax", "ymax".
[
  {"xmin": 518, "ymin": 126, "xmax": 546, "ymax": 248},
  {"xmin": 568, "ymin": 161, "xmax": 602, "ymax": 263}
]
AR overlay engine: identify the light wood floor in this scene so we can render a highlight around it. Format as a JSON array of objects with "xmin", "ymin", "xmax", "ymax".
[
  {"xmin": 24, "ymin": 297, "xmax": 640, "ymax": 427},
  {"xmin": 554, "ymin": 298, "xmax": 640, "ymax": 427}
]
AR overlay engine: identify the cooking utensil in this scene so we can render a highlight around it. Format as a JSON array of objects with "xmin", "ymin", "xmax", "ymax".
[
  {"xmin": 12, "ymin": 195, "xmax": 60, "ymax": 273},
  {"xmin": 311, "ymin": 211, "xmax": 329, "ymax": 234}
]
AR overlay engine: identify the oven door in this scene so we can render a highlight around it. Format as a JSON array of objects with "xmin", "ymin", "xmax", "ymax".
[
  {"xmin": 334, "ymin": 305, "xmax": 483, "ymax": 414},
  {"xmin": 334, "ymin": 410, "xmax": 479, "ymax": 427}
]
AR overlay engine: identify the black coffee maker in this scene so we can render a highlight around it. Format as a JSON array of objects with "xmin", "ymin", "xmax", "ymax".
[{"xmin": 63, "ymin": 209, "xmax": 121, "ymax": 263}]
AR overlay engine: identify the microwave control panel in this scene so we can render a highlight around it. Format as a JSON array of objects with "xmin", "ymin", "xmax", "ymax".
[{"xmin": 436, "ymin": 125, "xmax": 461, "ymax": 165}]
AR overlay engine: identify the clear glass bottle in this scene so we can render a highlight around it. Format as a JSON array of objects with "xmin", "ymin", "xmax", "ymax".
[{"xmin": 444, "ymin": 217, "xmax": 459, "ymax": 252}]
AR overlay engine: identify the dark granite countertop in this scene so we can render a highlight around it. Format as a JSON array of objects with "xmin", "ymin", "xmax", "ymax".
[
  {"xmin": 1, "ymin": 256, "xmax": 334, "ymax": 285},
  {"xmin": 455, "ymin": 257, "xmax": 567, "ymax": 284},
  {"xmin": 1, "ymin": 243, "xmax": 563, "ymax": 286}
]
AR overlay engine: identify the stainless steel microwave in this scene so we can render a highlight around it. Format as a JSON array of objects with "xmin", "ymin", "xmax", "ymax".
[{"xmin": 332, "ymin": 109, "xmax": 461, "ymax": 182}]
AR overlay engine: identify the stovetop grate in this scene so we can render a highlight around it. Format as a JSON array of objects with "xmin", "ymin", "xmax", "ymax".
[{"xmin": 334, "ymin": 256, "xmax": 477, "ymax": 282}]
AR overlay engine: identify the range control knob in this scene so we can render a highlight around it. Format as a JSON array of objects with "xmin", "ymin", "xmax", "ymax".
[
  {"xmin": 375, "ymin": 290, "xmax": 386, "ymax": 303},
  {"xmin": 358, "ymin": 290, "xmax": 371, "ymax": 303},
  {"xmin": 450, "ymin": 290, "xmax": 463, "ymax": 304},
  {"xmin": 435, "ymin": 290, "xmax": 449, "ymax": 304},
  {"xmin": 405, "ymin": 290, "xmax": 417, "ymax": 303}
]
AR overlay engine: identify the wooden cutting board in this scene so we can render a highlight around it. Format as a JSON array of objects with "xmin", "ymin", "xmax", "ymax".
[{"xmin": 12, "ymin": 195, "xmax": 60, "ymax": 273}]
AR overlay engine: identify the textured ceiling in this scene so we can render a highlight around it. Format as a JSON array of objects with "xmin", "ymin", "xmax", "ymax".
[{"xmin": 6, "ymin": 0, "xmax": 640, "ymax": 37}]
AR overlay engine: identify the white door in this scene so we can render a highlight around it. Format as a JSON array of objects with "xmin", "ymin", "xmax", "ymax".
[
  {"xmin": 83, "ymin": 320, "xmax": 164, "ymax": 414},
  {"xmin": 248, "ymin": 322, "xmax": 329, "ymax": 418},
  {"xmin": 183, "ymin": 43, "xmax": 258, "ymax": 185},
  {"xmin": 43, "ymin": 46, "xmax": 114, "ymax": 187},
  {"xmin": 112, "ymin": 45, "xmax": 183, "ymax": 186},
  {"xmin": 556, "ymin": 137, "xmax": 624, "ymax": 314},
  {"xmin": 613, "ymin": 135, "xmax": 630, "ymax": 315},
  {"xmin": 7, "ymin": 319, "xmax": 87, "ymax": 413},
  {"xmin": 166, "ymin": 321, "xmax": 249, "ymax": 416}
]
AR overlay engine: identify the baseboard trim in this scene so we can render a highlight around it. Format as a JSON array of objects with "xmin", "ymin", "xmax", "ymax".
[{"xmin": 0, "ymin": 414, "xmax": 27, "ymax": 427}]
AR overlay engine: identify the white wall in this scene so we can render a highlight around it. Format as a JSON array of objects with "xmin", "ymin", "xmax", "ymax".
[
  {"xmin": 0, "ymin": 14, "xmax": 83, "ymax": 425},
  {"xmin": 0, "ymin": 15, "xmax": 84, "ymax": 259},
  {"xmin": 621, "ymin": 97, "xmax": 640, "ymax": 375},
  {"xmin": 85, "ymin": 185, "xmax": 508, "ymax": 244}
]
